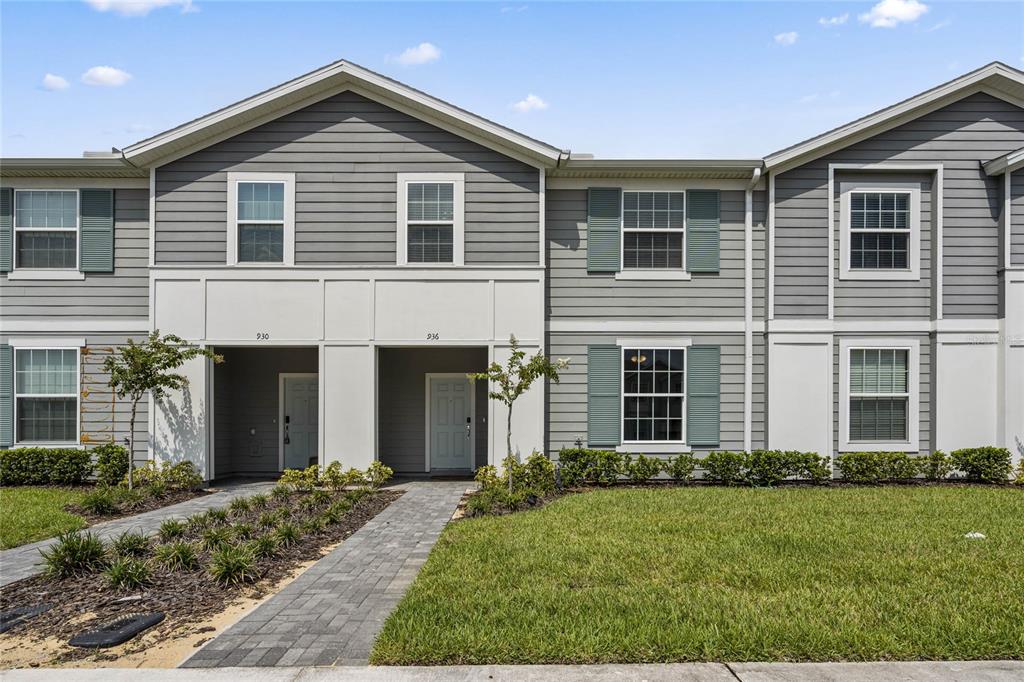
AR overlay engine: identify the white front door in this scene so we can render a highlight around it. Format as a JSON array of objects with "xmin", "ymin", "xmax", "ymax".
[
  {"xmin": 283, "ymin": 375, "xmax": 318, "ymax": 470},
  {"xmin": 429, "ymin": 376, "xmax": 473, "ymax": 470}
]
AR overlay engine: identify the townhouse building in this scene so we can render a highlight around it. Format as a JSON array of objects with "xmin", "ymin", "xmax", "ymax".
[{"xmin": 1, "ymin": 60, "xmax": 1021, "ymax": 478}]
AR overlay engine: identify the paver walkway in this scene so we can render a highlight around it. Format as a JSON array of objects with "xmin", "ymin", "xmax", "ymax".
[
  {"xmin": 182, "ymin": 481, "xmax": 468, "ymax": 669},
  {"xmin": 0, "ymin": 480, "xmax": 276, "ymax": 587}
]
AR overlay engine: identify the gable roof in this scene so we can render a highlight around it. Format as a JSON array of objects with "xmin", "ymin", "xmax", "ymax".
[
  {"xmin": 122, "ymin": 59, "xmax": 565, "ymax": 168},
  {"xmin": 764, "ymin": 61, "xmax": 1024, "ymax": 173},
  {"xmin": 983, "ymin": 146, "xmax": 1024, "ymax": 176}
]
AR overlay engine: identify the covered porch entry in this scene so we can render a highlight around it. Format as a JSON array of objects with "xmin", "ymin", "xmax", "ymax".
[
  {"xmin": 211, "ymin": 346, "xmax": 319, "ymax": 479},
  {"xmin": 377, "ymin": 347, "xmax": 489, "ymax": 476}
]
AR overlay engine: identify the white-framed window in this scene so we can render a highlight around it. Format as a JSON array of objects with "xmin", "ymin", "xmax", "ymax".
[
  {"xmin": 13, "ymin": 346, "xmax": 80, "ymax": 446},
  {"xmin": 839, "ymin": 338, "xmax": 920, "ymax": 452},
  {"xmin": 621, "ymin": 190, "xmax": 685, "ymax": 271},
  {"xmin": 226, "ymin": 172, "xmax": 295, "ymax": 266},
  {"xmin": 839, "ymin": 183, "xmax": 920, "ymax": 281},
  {"xmin": 621, "ymin": 345, "xmax": 686, "ymax": 444},
  {"xmin": 13, "ymin": 189, "xmax": 79, "ymax": 270},
  {"xmin": 396, "ymin": 173, "xmax": 465, "ymax": 266}
]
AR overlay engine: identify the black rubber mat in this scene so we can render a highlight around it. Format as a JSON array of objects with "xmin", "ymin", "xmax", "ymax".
[
  {"xmin": 0, "ymin": 603, "xmax": 53, "ymax": 634},
  {"xmin": 68, "ymin": 612, "xmax": 165, "ymax": 648}
]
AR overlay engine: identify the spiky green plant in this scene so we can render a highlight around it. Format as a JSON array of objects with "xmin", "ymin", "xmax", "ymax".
[
  {"xmin": 249, "ymin": 493, "xmax": 270, "ymax": 510},
  {"xmin": 201, "ymin": 526, "xmax": 232, "ymax": 551},
  {"xmin": 209, "ymin": 545, "xmax": 258, "ymax": 586},
  {"xmin": 228, "ymin": 496, "xmax": 251, "ymax": 516},
  {"xmin": 154, "ymin": 541, "xmax": 199, "ymax": 571},
  {"xmin": 112, "ymin": 531, "xmax": 150, "ymax": 557},
  {"xmin": 247, "ymin": 535, "xmax": 278, "ymax": 560},
  {"xmin": 41, "ymin": 530, "xmax": 107, "ymax": 579},
  {"xmin": 106, "ymin": 557, "xmax": 151, "ymax": 589},
  {"xmin": 159, "ymin": 518, "xmax": 187, "ymax": 542},
  {"xmin": 274, "ymin": 522, "xmax": 301, "ymax": 548}
]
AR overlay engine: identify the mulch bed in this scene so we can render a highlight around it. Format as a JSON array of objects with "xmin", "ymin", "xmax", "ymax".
[
  {"xmin": 67, "ymin": 487, "xmax": 212, "ymax": 525},
  {"xmin": 0, "ymin": 488, "xmax": 402, "ymax": 665}
]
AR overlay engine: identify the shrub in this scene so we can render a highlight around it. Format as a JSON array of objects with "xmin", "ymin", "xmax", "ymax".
[
  {"xmin": 789, "ymin": 451, "xmax": 832, "ymax": 484},
  {"xmin": 319, "ymin": 462, "xmax": 347, "ymax": 491},
  {"xmin": 918, "ymin": 451, "xmax": 951, "ymax": 481},
  {"xmin": 41, "ymin": 531, "xmax": 107, "ymax": 578},
  {"xmin": 205, "ymin": 507, "xmax": 228, "ymax": 525},
  {"xmin": 232, "ymin": 523, "xmax": 255, "ymax": 541},
  {"xmin": 209, "ymin": 545, "xmax": 258, "ymax": 585},
  {"xmin": 556, "ymin": 447, "xmax": 593, "ymax": 487},
  {"xmin": 592, "ymin": 450, "xmax": 624, "ymax": 486},
  {"xmin": 835, "ymin": 452, "xmax": 884, "ymax": 484},
  {"xmin": 882, "ymin": 452, "xmax": 919, "ymax": 480},
  {"xmin": 228, "ymin": 496, "xmax": 251, "ymax": 516},
  {"xmin": 112, "ymin": 531, "xmax": 150, "ymax": 557},
  {"xmin": 625, "ymin": 454, "xmax": 662, "ymax": 484},
  {"xmin": 256, "ymin": 511, "xmax": 277, "ymax": 529},
  {"xmin": 164, "ymin": 461, "xmax": 203, "ymax": 491},
  {"xmin": 117, "ymin": 487, "xmax": 146, "ymax": 511},
  {"xmin": 159, "ymin": 519, "xmax": 186, "ymax": 542},
  {"xmin": 474, "ymin": 465, "xmax": 501, "ymax": 489},
  {"xmin": 279, "ymin": 465, "xmax": 318, "ymax": 492},
  {"xmin": 249, "ymin": 493, "xmax": 269, "ymax": 510},
  {"xmin": 703, "ymin": 451, "xmax": 746, "ymax": 485},
  {"xmin": 0, "ymin": 447, "xmax": 93, "ymax": 486},
  {"xmin": 155, "ymin": 541, "xmax": 199, "ymax": 571},
  {"xmin": 106, "ymin": 557, "xmax": 151, "ymax": 590},
  {"xmin": 365, "ymin": 461, "xmax": 394, "ymax": 490},
  {"xmin": 745, "ymin": 450, "xmax": 790, "ymax": 486},
  {"xmin": 521, "ymin": 451, "xmax": 557, "ymax": 494},
  {"xmin": 187, "ymin": 511, "xmax": 211, "ymax": 532},
  {"xmin": 94, "ymin": 443, "xmax": 130, "ymax": 487},
  {"xmin": 1014, "ymin": 459, "xmax": 1024, "ymax": 486},
  {"xmin": 320, "ymin": 506, "xmax": 343, "ymax": 525},
  {"xmin": 309, "ymin": 488, "xmax": 332, "ymax": 507},
  {"xmin": 951, "ymin": 447, "xmax": 1012, "ymax": 483},
  {"xmin": 301, "ymin": 517, "xmax": 326, "ymax": 534},
  {"xmin": 667, "ymin": 453, "xmax": 697, "ymax": 482},
  {"xmin": 271, "ymin": 484, "xmax": 292, "ymax": 500},
  {"xmin": 201, "ymin": 527, "xmax": 232, "ymax": 551},
  {"xmin": 123, "ymin": 460, "xmax": 162, "ymax": 489},
  {"xmin": 274, "ymin": 522, "xmax": 301, "ymax": 547},
  {"xmin": 247, "ymin": 535, "xmax": 278, "ymax": 560},
  {"xmin": 80, "ymin": 487, "xmax": 120, "ymax": 516}
]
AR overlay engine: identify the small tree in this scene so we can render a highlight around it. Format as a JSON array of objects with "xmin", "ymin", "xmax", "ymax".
[
  {"xmin": 104, "ymin": 331, "xmax": 223, "ymax": 489},
  {"xmin": 469, "ymin": 335, "xmax": 568, "ymax": 492}
]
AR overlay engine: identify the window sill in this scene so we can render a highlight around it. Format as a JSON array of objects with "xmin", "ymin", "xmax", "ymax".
[
  {"xmin": 6, "ymin": 270, "xmax": 85, "ymax": 281},
  {"xmin": 616, "ymin": 443, "xmax": 692, "ymax": 454},
  {"xmin": 839, "ymin": 270, "xmax": 919, "ymax": 282},
  {"xmin": 13, "ymin": 443, "xmax": 84, "ymax": 450},
  {"xmin": 615, "ymin": 270, "xmax": 691, "ymax": 281}
]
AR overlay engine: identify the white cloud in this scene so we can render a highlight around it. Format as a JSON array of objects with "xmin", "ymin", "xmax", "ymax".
[
  {"xmin": 774, "ymin": 31, "xmax": 799, "ymax": 46},
  {"xmin": 81, "ymin": 66, "xmax": 133, "ymax": 87},
  {"xmin": 818, "ymin": 13, "xmax": 849, "ymax": 27},
  {"xmin": 500, "ymin": 5, "xmax": 528, "ymax": 12},
  {"xmin": 924, "ymin": 18, "xmax": 952, "ymax": 32},
  {"xmin": 393, "ymin": 42, "xmax": 441, "ymax": 66},
  {"xmin": 859, "ymin": 0, "xmax": 929, "ymax": 28},
  {"xmin": 512, "ymin": 93, "xmax": 548, "ymax": 113},
  {"xmin": 84, "ymin": 0, "xmax": 196, "ymax": 16},
  {"xmin": 42, "ymin": 73, "xmax": 70, "ymax": 91}
]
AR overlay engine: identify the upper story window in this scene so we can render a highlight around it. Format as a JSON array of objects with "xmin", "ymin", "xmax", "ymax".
[
  {"xmin": 407, "ymin": 182, "xmax": 454, "ymax": 263},
  {"xmin": 14, "ymin": 190, "xmax": 78, "ymax": 269},
  {"xmin": 622, "ymin": 347, "xmax": 685, "ymax": 443},
  {"xmin": 839, "ymin": 184, "xmax": 920, "ymax": 281},
  {"xmin": 15, "ymin": 347, "xmax": 79, "ymax": 445},
  {"xmin": 622, "ymin": 191, "xmax": 684, "ymax": 270},
  {"xmin": 396, "ymin": 173, "xmax": 465, "ymax": 266},
  {"xmin": 226, "ymin": 172, "xmax": 295, "ymax": 266}
]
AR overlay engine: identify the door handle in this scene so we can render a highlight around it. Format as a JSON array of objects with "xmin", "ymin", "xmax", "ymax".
[
  {"xmin": 284, "ymin": 417, "xmax": 290, "ymax": 445},
  {"xmin": 465, "ymin": 417, "xmax": 471, "ymax": 438}
]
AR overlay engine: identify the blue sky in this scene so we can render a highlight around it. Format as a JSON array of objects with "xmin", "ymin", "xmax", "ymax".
[{"xmin": 1, "ymin": 0, "xmax": 1021, "ymax": 159}]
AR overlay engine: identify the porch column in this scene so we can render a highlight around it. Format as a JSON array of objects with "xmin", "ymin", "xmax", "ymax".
[
  {"xmin": 323, "ymin": 345, "xmax": 376, "ymax": 470},
  {"xmin": 152, "ymin": 355, "xmax": 209, "ymax": 478},
  {"xmin": 490, "ymin": 343, "xmax": 545, "ymax": 464}
]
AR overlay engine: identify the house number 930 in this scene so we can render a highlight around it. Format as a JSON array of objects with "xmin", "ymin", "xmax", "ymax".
[{"xmin": 256, "ymin": 332, "xmax": 270, "ymax": 340}]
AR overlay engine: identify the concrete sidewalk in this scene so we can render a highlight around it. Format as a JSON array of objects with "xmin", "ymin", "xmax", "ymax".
[{"xmin": 1, "ymin": 661, "xmax": 1021, "ymax": 681}]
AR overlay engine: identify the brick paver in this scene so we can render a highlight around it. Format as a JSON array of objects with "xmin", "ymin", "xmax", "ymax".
[
  {"xmin": 181, "ymin": 481, "xmax": 468, "ymax": 668},
  {"xmin": 0, "ymin": 480, "xmax": 277, "ymax": 587}
]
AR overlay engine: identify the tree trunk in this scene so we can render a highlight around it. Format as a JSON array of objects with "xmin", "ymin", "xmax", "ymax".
[
  {"xmin": 506, "ymin": 403, "xmax": 514, "ymax": 495},
  {"xmin": 127, "ymin": 399, "xmax": 138, "ymax": 490}
]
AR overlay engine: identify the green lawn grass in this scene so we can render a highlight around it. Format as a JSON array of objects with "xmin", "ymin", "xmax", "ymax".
[
  {"xmin": 372, "ymin": 486, "xmax": 1024, "ymax": 664},
  {"xmin": 0, "ymin": 487, "xmax": 87, "ymax": 549}
]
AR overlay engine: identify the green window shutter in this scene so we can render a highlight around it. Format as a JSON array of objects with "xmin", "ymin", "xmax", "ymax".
[
  {"xmin": 79, "ymin": 189, "xmax": 114, "ymax": 273},
  {"xmin": 686, "ymin": 189, "xmax": 720, "ymax": 273},
  {"xmin": 0, "ymin": 344, "xmax": 12, "ymax": 448},
  {"xmin": 687, "ymin": 345, "xmax": 720, "ymax": 446},
  {"xmin": 587, "ymin": 187, "xmax": 621, "ymax": 273},
  {"xmin": 587, "ymin": 345, "xmax": 620, "ymax": 446},
  {"xmin": 0, "ymin": 187, "xmax": 12, "ymax": 273}
]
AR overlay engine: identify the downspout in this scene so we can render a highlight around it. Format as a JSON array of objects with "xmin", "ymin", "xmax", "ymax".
[{"xmin": 744, "ymin": 166, "xmax": 762, "ymax": 452}]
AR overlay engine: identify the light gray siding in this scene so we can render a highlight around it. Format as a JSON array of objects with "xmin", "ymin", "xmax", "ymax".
[
  {"xmin": 545, "ymin": 332, "xmax": 756, "ymax": 457},
  {"xmin": 546, "ymin": 189, "xmax": 765, "ymax": 320},
  {"xmin": 832, "ymin": 333, "xmax": 932, "ymax": 455},
  {"xmin": 211, "ymin": 346, "xmax": 318, "ymax": 477},
  {"xmin": 0, "ymin": 188, "xmax": 149, "ymax": 320},
  {"xmin": 155, "ymin": 92, "xmax": 539, "ymax": 266},
  {"xmin": 774, "ymin": 92, "xmax": 1024, "ymax": 319},
  {"xmin": 1012, "ymin": 169, "xmax": 1024, "ymax": 266},
  {"xmin": 377, "ymin": 347, "xmax": 488, "ymax": 475}
]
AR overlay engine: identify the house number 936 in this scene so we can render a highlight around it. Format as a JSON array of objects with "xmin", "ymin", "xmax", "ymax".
[
  {"xmin": 426, "ymin": 332, "xmax": 439, "ymax": 340},
  {"xmin": 256, "ymin": 332, "xmax": 270, "ymax": 341}
]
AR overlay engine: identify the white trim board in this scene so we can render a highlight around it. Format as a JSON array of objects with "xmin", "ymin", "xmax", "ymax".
[{"xmin": 0, "ymin": 320, "xmax": 149, "ymax": 334}]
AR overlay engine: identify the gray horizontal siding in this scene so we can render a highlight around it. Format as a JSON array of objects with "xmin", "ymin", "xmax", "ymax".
[
  {"xmin": 546, "ymin": 189, "xmax": 763, "ymax": 320},
  {"xmin": 377, "ymin": 347, "xmax": 488, "ymax": 475},
  {"xmin": 545, "ymin": 332, "xmax": 756, "ymax": 457},
  {"xmin": 0, "ymin": 332, "xmax": 150, "ymax": 463},
  {"xmin": 1012, "ymin": 169, "xmax": 1024, "ymax": 266},
  {"xmin": 0, "ymin": 188, "xmax": 149, "ymax": 320},
  {"xmin": 832, "ymin": 333, "xmax": 932, "ymax": 455},
  {"xmin": 774, "ymin": 92, "xmax": 1024, "ymax": 319},
  {"xmin": 155, "ymin": 92, "xmax": 539, "ymax": 266},
  {"xmin": 833, "ymin": 172, "xmax": 934, "ymax": 319}
]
